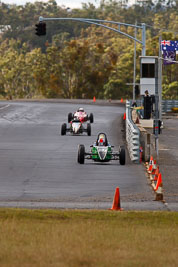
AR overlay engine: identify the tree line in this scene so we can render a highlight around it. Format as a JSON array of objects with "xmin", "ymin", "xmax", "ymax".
[{"xmin": 0, "ymin": 0, "xmax": 177, "ymax": 100}]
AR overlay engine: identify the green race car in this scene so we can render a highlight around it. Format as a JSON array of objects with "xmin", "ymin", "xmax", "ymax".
[{"xmin": 77, "ymin": 133, "xmax": 126, "ymax": 165}]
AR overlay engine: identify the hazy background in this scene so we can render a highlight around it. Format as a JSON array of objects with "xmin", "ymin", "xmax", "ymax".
[{"xmin": 1, "ymin": 0, "xmax": 135, "ymax": 8}]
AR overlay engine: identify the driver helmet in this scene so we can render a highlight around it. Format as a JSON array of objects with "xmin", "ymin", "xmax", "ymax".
[
  {"xmin": 78, "ymin": 107, "xmax": 84, "ymax": 112},
  {"xmin": 98, "ymin": 133, "xmax": 106, "ymax": 146}
]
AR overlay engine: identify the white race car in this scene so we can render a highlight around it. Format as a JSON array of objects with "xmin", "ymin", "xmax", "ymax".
[
  {"xmin": 61, "ymin": 118, "xmax": 91, "ymax": 136},
  {"xmin": 68, "ymin": 108, "xmax": 94, "ymax": 123}
]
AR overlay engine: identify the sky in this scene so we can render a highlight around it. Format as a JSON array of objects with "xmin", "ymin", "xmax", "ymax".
[
  {"xmin": 1, "ymin": 0, "xmax": 135, "ymax": 9},
  {"xmin": 1, "ymin": 0, "xmax": 101, "ymax": 8}
]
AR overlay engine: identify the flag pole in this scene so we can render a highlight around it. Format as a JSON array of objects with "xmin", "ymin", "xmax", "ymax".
[{"xmin": 159, "ymin": 35, "xmax": 162, "ymax": 121}]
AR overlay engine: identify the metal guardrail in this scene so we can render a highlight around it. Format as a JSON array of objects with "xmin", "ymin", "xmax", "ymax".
[
  {"xmin": 126, "ymin": 100, "xmax": 140, "ymax": 163},
  {"xmin": 162, "ymin": 100, "xmax": 178, "ymax": 113},
  {"xmin": 126, "ymin": 99, "xmax": 178, "ymax": 163}
]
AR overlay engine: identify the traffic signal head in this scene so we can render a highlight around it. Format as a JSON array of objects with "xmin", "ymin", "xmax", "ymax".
[
  {"xmin": 153, "ymin": 120, "xmax": 162, "ymax": 134},
  {"xmin": 35, "ymin": 22, "xmax": 46, "ymax": 36}
]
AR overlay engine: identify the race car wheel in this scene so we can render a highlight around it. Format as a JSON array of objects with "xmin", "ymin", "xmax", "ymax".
[
  {"xmin": 68, "ymin": 113, "xmax": 73, "ymax": 123},
  {"xmin": 89, "ymin": 113, "xmax": 94, "ymax": 123},
  {"xmin": 87, "ymin": 123, "xmax": 91, "ymax": 136},
  {"xmin": 61, "ymin": 123, "xmax": 67, "ymax": 135},
  {"xmin": 120, "ymin": 147, "xmax": 126, "ymax": 165},
  {"xmin": 78, "ymin": 144, "xmax": 85, "ymax": 164}
]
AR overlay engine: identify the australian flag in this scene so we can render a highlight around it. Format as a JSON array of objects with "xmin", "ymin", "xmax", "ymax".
[
  {"xmin": 161, "ymin": 40, "xmax": 178, "ymax": 52},
  {"xmin": 161, "ymin": 40, "xmax": 177, "ymax": 65}
]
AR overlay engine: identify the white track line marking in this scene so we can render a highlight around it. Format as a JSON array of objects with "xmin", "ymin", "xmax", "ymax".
[{"xmin": 0, "ymin": 104, "xmax": 10, "ymax": 110}]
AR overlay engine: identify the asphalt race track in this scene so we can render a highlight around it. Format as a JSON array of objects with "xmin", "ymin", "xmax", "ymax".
[{"xmin": 0, "ymin": 101, "xmax": 168, "ymax": 210}]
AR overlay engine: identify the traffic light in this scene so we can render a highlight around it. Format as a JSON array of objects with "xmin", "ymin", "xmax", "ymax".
[
  {"xmin": 153, "ymin": 120, "xmax": 162, "ymax": 134},
  {"xmin": 35, "ymin": 22, "xmax": 46, "ymax": 36}
]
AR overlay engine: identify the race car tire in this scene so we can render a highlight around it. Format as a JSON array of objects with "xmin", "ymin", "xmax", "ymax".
[
  {"xmin": 87, "ymin": 123, "xmax": 91, "ymax": 136},
  {"xmin": 78, "ymin": 144, "xmax": 85, "ymax": 164},
  {"xmin": 68, "ymin": 113, "xmax": 73, "ymax": 123},
  {"xmin": 89, "ymin": 113, "xmax": 94, "ymax": 123},
  {"xmin": 120, "ymin": 147, "xmax": 126, "ymax": 165},
  {"xmin": 61, "ymin": 123, "xmax": 67, "ymax": 135}
]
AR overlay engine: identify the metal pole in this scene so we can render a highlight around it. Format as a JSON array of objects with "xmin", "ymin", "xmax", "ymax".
[
  {"xmin": 159, "ymin": 35, "xmax": 162, "ymax": 120},
  {"xmin": 154, "ymin": 57, "xmax": 159, "ymax": 156},
  {"xmin": 142, "ymin": 23, "xmax": 146, "ymax": 56},
  {"xmin": 133, "ymin": 22, "xmax": 137, "ymax": 101},
  {"xmin": 39, "ymin": 16, "xmax": 144, "ymax": 45}
]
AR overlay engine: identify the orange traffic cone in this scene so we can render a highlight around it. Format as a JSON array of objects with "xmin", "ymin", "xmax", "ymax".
[
  {"xmin": 110, "ymin": 187, "xmax": 123, "ymax": 211},
  {"xmin": 154, "ymin": 173, "xmax": 162, "ymax": 191},
  {"xmin": 149, "ymin": 160, "xmax": 157, "ymax": 180},
  {"xmin": 151, "ymin": 160, "xmax": 157, "ymax": 175},
  {"xmin": 154, "ymin": 173, "xmax": 163, "ymax": 201},
  {"xmin": 148, "ymin": 164, "xmax": 153, "ymax": 174},
  {"xmin": 149, "ymin": 155, "xmax": 154, "ymax": 164},
  {"xmin": 154, "ymin": 166, "xmax": 159, "ymax": 181},
  {"xmin": 146, "ymin": 155, "xmax": 154, "ymax": 170},
  {"xmin": 121, "ymin": 98, "xmax": 123, "ymax": 103},
  {"xmin": 93, "ymin": 96, "xmax": 96, "ymax": 102},
  {"xmin": 123, "ymin": 112, "xmax": 126, "ymax": 120}
]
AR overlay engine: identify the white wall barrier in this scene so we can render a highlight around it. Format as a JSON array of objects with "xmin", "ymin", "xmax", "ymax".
[{"xmin": 126, "ymin": 100, "xmax": 140, "ymax": 163}]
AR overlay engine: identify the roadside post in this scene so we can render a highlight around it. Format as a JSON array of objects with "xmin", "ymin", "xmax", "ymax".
[
  {"xmin": 133, "ymin": 21, "xmax": 137, "ymax": 102},
  {"xmin": 154, "ymin": 57, "xmax": 160, "ymax": 156}
]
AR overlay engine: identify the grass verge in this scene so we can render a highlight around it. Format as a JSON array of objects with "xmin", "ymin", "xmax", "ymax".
[{"xmin": 0, "ymin": 209, "xmax": 178, "ymax": 266}]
